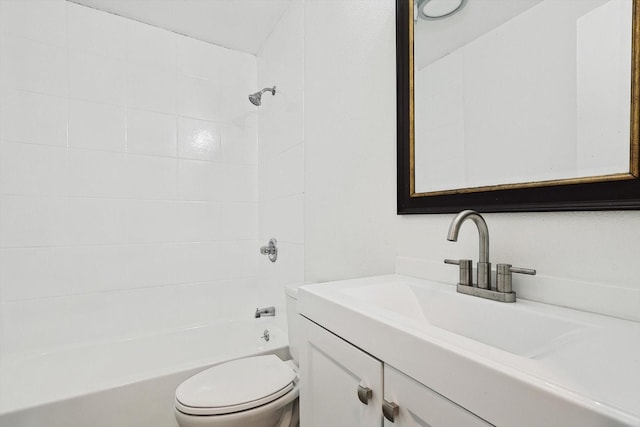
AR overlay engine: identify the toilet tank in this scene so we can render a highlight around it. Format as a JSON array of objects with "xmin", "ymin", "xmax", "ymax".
[{"xmin": 285, "ymin": 284, "xmax": 301, "ymax": 364}]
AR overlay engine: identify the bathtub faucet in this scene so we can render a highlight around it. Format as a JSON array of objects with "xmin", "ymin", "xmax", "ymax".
[{"xmin": 255, "ymin": 306, "xmax": 276, "ymax": 318}]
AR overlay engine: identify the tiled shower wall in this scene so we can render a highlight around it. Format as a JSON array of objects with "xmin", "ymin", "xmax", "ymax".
[
  {"xmin": 0, "ymin": 0, "xmax": 260, "ymax": 356},
  {"xmin": 257, "ymin": 0, "xmax": 304, "ymax": 325}
]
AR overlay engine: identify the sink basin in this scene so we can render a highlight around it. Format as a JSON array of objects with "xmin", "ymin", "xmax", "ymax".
[
  {"xmin": 298, "ymin": 274, "xmax": 640, "ymax": 425},
  {"xmin": 340, "ymin": 281, "xmax": 588, "ymax": 358}
]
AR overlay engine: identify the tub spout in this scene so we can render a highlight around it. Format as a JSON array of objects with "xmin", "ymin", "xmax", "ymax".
[{"xmin": 255, "ymin": 306, "xmax": 276, "ymax": 318}]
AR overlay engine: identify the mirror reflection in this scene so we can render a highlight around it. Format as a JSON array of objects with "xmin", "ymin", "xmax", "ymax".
[{"xmin": 413, "ymin": 0, "xmax": 633, "ymax": 194}]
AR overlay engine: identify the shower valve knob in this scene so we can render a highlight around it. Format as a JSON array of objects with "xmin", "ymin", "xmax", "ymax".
[{"xmin": 259, "ymin": 238, "xmax": 278, "ymax": 262}]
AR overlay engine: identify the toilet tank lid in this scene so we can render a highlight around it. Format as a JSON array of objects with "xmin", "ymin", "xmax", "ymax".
[
  {"xmin": 175, "ymin": 355, "xmax": 296, "ymax": 411},
  {"xmin": 285, "ymin": 284, "xmax": 299, "ymax": 299},
  {"xmin": 285, "ymin": 282, "xmax": 316, "ymax": 299}
]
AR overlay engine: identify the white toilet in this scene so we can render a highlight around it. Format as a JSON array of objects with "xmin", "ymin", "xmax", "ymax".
[{"xmin": 174, "ymin": 287, "xmax": 301, "ymax": 427}]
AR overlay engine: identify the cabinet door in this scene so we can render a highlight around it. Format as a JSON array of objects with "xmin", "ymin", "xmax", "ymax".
[
  {"xmin": 383, "ymin": 366, "xmax": 493, "ymax": 427},
  {"xmin": 300, "ymin": 316, "xmax": 383, "ymax": 427}
]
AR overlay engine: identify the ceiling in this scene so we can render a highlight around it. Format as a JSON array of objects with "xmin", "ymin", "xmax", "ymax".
[
  {"xmin": 71, "ymin": 0, "xmax": 293, "ymax": 54},
  {"xmin": 415, "ymin": 0, "xmax": 543, "ymax": 69}
]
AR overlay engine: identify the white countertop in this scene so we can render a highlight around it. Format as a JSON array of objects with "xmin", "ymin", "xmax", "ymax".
[{"xmin": 298, "ymin": 274, "xmax": 640, "ymax": 427}]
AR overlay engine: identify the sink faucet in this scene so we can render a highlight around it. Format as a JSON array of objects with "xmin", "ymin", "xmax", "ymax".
[
  {"xmin": 446, "ymin": 210, "xmax": 491, "ymax": 289},
  {"xmin": 445, "ymin": 209, "xmax": 536, "ymax": 303}
]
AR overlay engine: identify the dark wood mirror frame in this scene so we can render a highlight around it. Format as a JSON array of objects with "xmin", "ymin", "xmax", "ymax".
[{"xmin": 397, "ymin": 0, "xmax": 640, "ymax": 214}]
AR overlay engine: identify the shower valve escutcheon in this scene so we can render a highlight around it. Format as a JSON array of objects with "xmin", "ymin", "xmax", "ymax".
[
  {"xmin": 260, "ymin": 238, "xmax": 278, "ymax": 263},
  {"xmin": 444, "ymin": 210, "xmax": 536, "ymax": 303}
]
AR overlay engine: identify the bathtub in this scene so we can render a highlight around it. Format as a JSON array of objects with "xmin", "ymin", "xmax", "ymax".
[{"xmin": 0, "ymin": 318, "xmax": 289, "ymax": 427}]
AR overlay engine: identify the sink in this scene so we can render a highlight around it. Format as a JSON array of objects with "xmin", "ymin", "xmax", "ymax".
[
  {"xmin": 298, "ymin": 274, "xmax": 640, "ymax": 425},
  {"xmin": 340, "ymin": 280, "xmax": 588, "ymax": 358}
]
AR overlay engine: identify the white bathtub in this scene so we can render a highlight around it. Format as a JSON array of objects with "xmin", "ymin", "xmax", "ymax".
[{"xmin": 0, "ymin": 318, "xmax": 289, "ymax": 427}]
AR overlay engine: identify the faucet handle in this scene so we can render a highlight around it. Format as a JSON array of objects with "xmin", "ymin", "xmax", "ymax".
[
  {"xmin": 496, "ymin": 264, "xmax": 536, "ymax": 293},
  {"xmin": 444, "ymin": 259, "xmax": 473, "ymax": 286},
  {"xmin": 509, "ymin": 266, "xmax": 536, "ymax": 275}
]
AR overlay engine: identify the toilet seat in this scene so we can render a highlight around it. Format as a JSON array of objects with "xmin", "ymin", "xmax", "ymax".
[{"xmin": 175, "ymin": 355, "xmax": 297, "ymax": 416}]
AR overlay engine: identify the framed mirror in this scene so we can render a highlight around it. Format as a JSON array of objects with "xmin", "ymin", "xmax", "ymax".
[{"xmin": 397, "ymin": 0, "xmax": 640, "ymax": 214}]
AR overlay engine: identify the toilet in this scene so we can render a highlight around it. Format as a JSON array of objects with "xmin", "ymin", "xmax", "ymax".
[{"xmin": 174, "ymin": 286, "xmax": 301, "ymax": 427}]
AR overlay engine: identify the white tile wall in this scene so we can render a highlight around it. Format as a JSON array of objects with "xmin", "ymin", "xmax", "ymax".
[
  {"xmin": 178, "ymin": 74, "xmax": 221, "ymax": 121},
  {"xmin": 68, "ymin": 51, "xmax": 126, "ymax": 105},
  {"xmin": 126, "ymin": 109, "xmax": 177, "ymax": 157},
  {"xmin": 178, "ymin": 117, "xmax": 222, "ymax": 162},
  {"xmin": 0, "ymin": 0, "xmax": 67, "ymax": 47},
  {"xmin": 178, "ymin": 36, "xmax": 223, "ymax": 80},
  {"xmin": 0, "ymin": 143, "xmax": 69, "ymax": 196},
  {"xmin": 0, "ymin": 89, "xmax": 68, "ymax": 146},
  {"xmin": 221, "ymin": 120, "xmax": 258, "ymax": 165},
  {"xmin": 126, "ymin": 20, "xmax": 177, "ymax": 70},
  {"xmin": 1, "ymin": 35, "xmax": 68, "ymax": 97},
  {"xmin": 67, "ymin": 2, "xmax": 126, "ymax": 59},
  {"xmin": 127, "ymin": 63, "xmax": 176, "ymax": 114},
  {"xmin": 260, "ymin": 195, "xmax": 304, "ymax": 244},
  {"xmin": 257, "ymin": 0, "xmax": 305, "ymax": 327},
  {"xmin": 68, "ymin": 99, "xmax": 127, "ymax": 152},
  {"xmin": 0, "ymin": 0, "xmax": 260, "ymax": 356}
]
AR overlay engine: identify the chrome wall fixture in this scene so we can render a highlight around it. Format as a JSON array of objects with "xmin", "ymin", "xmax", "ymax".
[
  {"xmin": 248, "ymin": 86, "xmax": 276, "ymax": 106},
  {"xmin": 255, "ymin": 306, "xmax": 276, "ymax": 318},
  {"xmin": 260, "ymin": 238, "xmax": 278, "ymax": 262}
]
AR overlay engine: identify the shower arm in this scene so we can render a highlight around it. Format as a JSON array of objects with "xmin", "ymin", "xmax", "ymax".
[{"xmin": 259, "ymin": 86, "xmax": 276, "ymax": 95}]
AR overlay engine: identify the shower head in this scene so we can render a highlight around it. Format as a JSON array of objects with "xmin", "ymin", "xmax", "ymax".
[{"xmin": 248, "ymin": 86, "xmax": 276, "ymax": 106}]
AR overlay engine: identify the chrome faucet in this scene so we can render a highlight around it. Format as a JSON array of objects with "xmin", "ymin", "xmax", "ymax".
[
  {"xmin": 446, "ymin": 210, "xmax": 491, "ymax": 289},
  {"xmin": 444, "ymin": 210, "xmax": 536, "ymax": 303},
  {"xmin": 255, "ymin": 306, "xmax": 276, "ymax": 318}
]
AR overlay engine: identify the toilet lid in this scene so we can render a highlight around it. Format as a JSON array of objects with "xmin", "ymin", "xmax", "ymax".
[{"xmin": 175, "ymin": 355, "xmax": 297, "ymax": 416}]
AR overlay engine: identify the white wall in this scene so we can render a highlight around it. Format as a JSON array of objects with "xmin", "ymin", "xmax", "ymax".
[
  {"xmin": 304, "ymin": 0, "xmax": 398, "ymax": 283},
  {"xmin": 0, "ymin": 0, "xmax": 261, "ymax": 357},
  {"xmin": 303, "ymin": 0, "xmax": 640, "ymax": 322},
  {"xmin": 257, "ymin": 0, "xmax": 305, "ymax": 326}
]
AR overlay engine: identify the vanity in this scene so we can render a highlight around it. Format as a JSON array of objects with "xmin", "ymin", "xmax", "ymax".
[{"xmin": 297, "ymin": 275, "xmax": 640, "ymax": 426}]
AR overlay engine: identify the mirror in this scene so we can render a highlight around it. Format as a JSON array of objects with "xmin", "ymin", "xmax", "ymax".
[{"xmin": 397, "ymin": 0, "xmax": 640, "ymax": 213}]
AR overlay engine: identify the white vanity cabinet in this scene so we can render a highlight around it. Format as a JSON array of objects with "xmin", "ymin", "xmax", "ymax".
[
  {"xmin": 300, "ymin": 316, "xmax": 492, "ymax": 427},
  {"xmin": 299, "ymin": 315, "xmax": 383, "ymax": 427},
  {"xmin": 383, "ymin": 366, "xmax": 491, "ymax": 427}
]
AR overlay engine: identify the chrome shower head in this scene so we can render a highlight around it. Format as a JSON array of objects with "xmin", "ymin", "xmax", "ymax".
[
  {"xmin": 248, "ymin": 86, "xmax": 276, "ymax": 106},
  {"xmin": 248, "ymin": 93, "xmax": 261, "ymax": 106}
]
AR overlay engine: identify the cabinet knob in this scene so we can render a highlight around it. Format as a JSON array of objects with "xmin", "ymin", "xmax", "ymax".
[
  {"xmin": 357, "ymin": 385, "xmax": 372, "ymax": 405},
  {"xmin": 382, "ymin": 400, "xmax": 400, "ymax": 422}
]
